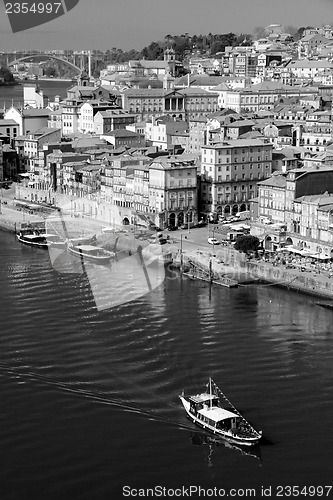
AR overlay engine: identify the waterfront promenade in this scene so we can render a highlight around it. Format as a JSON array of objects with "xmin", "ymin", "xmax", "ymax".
[{"xmin": 1, "ymin": 186, "xmax": 333, "ymax": 300}]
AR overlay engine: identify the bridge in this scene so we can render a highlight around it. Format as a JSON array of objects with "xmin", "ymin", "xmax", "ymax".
[{"xmin": 7, "ymin": 54, "xmax": 83, "ymax": 74}]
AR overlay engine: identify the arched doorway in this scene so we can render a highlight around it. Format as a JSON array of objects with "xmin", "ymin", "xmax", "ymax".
[
  {"xmin": 265, "ymin": 236, "xmax": 272, "ymax": 251},
  {"xmin": 169, "ymin": 213, "xmax": 176, "ymax": 227},
  {"xmin": 286, "ymin": 237, "xmax": 293, "ymax": 246},
  {"xmin": 232, "ymin": 204, "xmax": 238, "ymax": 215},
  {"xmin": 224, "ymin": 205, "xmax": 231, "ymax": 216},
  {"xmin": 122, "ymin": 217, "xmax": 130, "ymax": 225},
  {"xmin": 239, "ymin": 203, "xmax": 246, "ymax": 212},
  {"xmin": 177, "ymin": 212, "xmax": 184, "ymax": 226}
]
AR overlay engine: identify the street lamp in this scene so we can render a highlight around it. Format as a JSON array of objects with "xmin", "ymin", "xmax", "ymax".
[{"xmin": 180, "ymin": 233, "xmax": 187, "ymax": 268}]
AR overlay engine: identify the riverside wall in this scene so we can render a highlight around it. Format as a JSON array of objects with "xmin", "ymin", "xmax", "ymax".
[
  {"xmin": 184, "ymin": 247, "xmax": 333, "ymax": 300},
  {"xmin": 2, "ymin": 202, "xmax": 333, "ymax": 300}
]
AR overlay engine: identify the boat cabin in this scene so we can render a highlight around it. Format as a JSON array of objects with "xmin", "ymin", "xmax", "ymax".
[{"xmin": 189, "ymin": 393, "xmax": 239, "ymax": 432}]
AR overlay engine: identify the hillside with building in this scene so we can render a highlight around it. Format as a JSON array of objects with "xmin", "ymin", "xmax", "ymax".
[{"xmin": 2, "ymin": 24, "xmax": 333, "ymax": 259}]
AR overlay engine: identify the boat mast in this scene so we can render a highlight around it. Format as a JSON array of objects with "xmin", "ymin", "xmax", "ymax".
[{"xmin": 209, "ymin": 377, "xmax": 212, "ymax": 410}]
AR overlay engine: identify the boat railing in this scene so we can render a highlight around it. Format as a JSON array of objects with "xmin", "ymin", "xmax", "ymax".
[{"xmin": 210, "ymin": 379, "xmax": 261, "ymax": 437}]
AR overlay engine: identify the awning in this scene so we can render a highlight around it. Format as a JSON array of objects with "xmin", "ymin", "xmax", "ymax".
[
  {"xmin": 284, "ymin": 245, "xmax": 303, "ymax": 255},
  {"xmin": 299, "ymin": 249, "xmax": 314, "ymax": 257},
  {"xmin": 309, "ymin": 253, "xmax": 331, "ymax": 260}
]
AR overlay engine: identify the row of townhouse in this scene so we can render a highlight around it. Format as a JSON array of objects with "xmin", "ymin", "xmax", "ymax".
[
  {"xmin": 251, "ymin": 167, "xmax": 333, "ymax": 256},
  {"xmin": 272, "ymin": 107, "xmax": 333, "ymax": 153},
  {"xmin": 188, "ymin": 45, "xmax": 293, "ymax": 79},
  {"xmin": 103, "ymin": 153, "xmax": 198, "ymax": 228},
  {"xmin": 23, "ymin": 149, "xmax": 199, "ymax": 229}
]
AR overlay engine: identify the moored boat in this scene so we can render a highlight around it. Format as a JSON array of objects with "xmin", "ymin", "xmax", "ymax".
[
  {"xmin": 17, "ymin": 230, "xmax": 55, "ymax": 249},
  {"xmin": 67, "ymin": 243, "xmax": 115, "ymax": 264},
  {"xmin": 179, "ymin": 378, "xmax": 262, "ymax": 446}
]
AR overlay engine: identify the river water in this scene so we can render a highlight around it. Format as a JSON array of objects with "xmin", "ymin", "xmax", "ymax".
[
  {"xmin": 0, "ymin": 80, "xmax": 72, "ymax": 108},
  {"xmin": 0, "ymin": 229, "xmax": 333, "ymax": 499}
]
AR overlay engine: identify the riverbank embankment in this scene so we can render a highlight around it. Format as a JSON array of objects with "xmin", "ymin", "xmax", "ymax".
[
  {"xmin": 2, "ymin": 206, "xmax": 333, "ymax": 300},
  {"xmin": 182, "ymin": 246, "xmax": 333, "ymax": 300}
]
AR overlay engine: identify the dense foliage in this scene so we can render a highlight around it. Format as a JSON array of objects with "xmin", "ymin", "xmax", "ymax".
[
  {"xmin": 103, "ymin": 32, "xmax": 253, "ymax": 63},
  {"xmin": 0, "ymin": 66, "xmax": 15, "ymax": 83},
  {"xmin": 234, "ymin": 235, "xmax": 260, "ymax": 254},
  {"xmin": 102, "ymin": 24, "xmax": 301, "ymax": 64}
]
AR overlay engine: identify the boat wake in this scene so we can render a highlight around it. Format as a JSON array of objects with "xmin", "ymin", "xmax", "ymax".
[{"xmin": 0, "ymin": 362, "xmax": 196, "ymax": 432}]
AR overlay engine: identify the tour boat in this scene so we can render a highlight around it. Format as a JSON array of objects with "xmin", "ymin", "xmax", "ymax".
[
  {"xmin": 179, "ymin": 378, "xmax": 262, "ymax": 446},
  {"xmin": 67, "ymin": 242, "xmax": 115, "ymax": 264},
  {"xmin": 17, "ymin": 230, "xmax": 54, "ymax": 249}
]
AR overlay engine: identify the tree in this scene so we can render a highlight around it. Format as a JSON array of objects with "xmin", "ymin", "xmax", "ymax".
[
  {"xmin": 234, "ymin": 235, "xmax": 260, "ymax": 255},
  {"xmin": 283, "ymin": 25, "xmax": 298, "ymax": 36},
  {"xmin": 44, "ymin": 66, "xmax": 57, "ymax": 78},
  {"xmin": 236, "ymin": 33, "xmax": 253, "ymax": 46},
  {"xmin": 141, "ymin": 41, "xmax": 164, "ymax": 60},
  {"xmin": 211, "ymin": 41, "xmax": 225, "ymax": 55},
  {"xmin": 252, "ymin": 26, "xmax": 267, "ymax": 40},
  {"xmin": 0, "ymin": 66, "xmax": 15, "ymax": 83}
]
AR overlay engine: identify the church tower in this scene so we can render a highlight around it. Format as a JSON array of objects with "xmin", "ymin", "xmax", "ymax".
[
  {"xmin": 164, "ymin": 47, "xmax": 176, "ymax": 77},
  {"xmin": 77, "ymin": 69, "xmax": 90, "ymax": 87}
]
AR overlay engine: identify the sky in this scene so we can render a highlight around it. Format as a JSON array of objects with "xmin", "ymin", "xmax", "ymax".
[{"xmin": 0, "ymin": 0, "xmax": 333, "ymax": 50}]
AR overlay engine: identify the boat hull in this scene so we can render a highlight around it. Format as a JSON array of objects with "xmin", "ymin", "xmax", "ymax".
[
  {"xmin": 179, "ymin": 396, "xmax": 261, "ymax": 446},
  {"xmin": 16, "ymin": 234, "xmax": 50, "ymax": 249},
  {"xmin": 67, "ymin": 246, "xmax": 112, "ymax": 264}
]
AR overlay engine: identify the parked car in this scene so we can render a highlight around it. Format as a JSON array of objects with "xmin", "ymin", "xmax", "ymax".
[
  {"xmin": 167, "ymin": 225, "xmax": 178, "ymax": 231},
  {"xmin": 149, "ymin": 224, "xmax": 162, "ymax": 231},
  {"xmin": 208, "ymin": 238, "xmax": 220, "ymax": 245}
]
